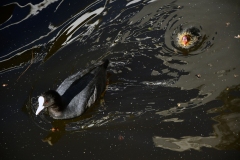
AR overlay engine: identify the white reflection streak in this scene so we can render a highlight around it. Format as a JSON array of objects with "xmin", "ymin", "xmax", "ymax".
[
  {"xmin": 62, "ymin": 8, "xmax": 104, "ymax": 45},
  {"xmin": 108, "ymin": 0, "xmax": 143, "ymax": 23},
  {"xmin": 64, "ymin": 19, "xmax": 100, "ymax": 45},
  {"xmin": 61, "ymin": 0, "xmax": 107, "ymax": 45},
  {"xmin": 54, "ymin": 0, "xmax": 64, "ymax": 12},
  {"xmin": 66, "ymin": 8, "xmax": 104, "ymax": 34},
  {"xmin": 126, "ymin": 0, "xmax": 142, "ymax": 7},
  {"xmin": 0, "ymin": 0, "xmax": 106, "ymax": 60},
  {"xmin": 0, "ymin": 0, "xmax": 59, "ymax": 30},
  {"xmin": 148, "ymin": 0, "xmax": 158, "ymax": 3}
]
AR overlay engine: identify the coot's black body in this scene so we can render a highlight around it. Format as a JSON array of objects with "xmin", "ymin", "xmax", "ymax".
[{"xmin": 36, "ymin": 59, "xmax": 109, "ymax": 119}]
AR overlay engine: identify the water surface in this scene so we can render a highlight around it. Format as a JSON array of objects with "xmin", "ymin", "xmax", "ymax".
[{"xmin": 1, "ymin": 0, "xmax": 240, "ymax": 159}]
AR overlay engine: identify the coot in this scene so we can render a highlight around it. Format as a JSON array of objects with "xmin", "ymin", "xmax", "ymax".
[{"xmin": 36, "ymin": 59, "xmax": 109, "ymax": 119}]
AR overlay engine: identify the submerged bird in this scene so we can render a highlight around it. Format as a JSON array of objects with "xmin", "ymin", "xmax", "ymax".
[
  {"xmin": 176, "ymin": 27, "xmax": 200, "ymax": 49},
  {"xmin": 36, "ymin": 59, "xmax": 109, "ymax": 119}
]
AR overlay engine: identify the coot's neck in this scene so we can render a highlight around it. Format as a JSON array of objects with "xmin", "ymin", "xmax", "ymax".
[
  {"xmin": 48, "ymin": 103, "xmax": 64, "ymax": 117},
  {"xmin": 47, "ymin": 98, "xmax": 66, "ymax": 117}
]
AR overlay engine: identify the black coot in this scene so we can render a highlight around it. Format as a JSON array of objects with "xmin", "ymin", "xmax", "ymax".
[{"xmin": 36, "ymin": 59, "xmax": 109, "ymax": 119}]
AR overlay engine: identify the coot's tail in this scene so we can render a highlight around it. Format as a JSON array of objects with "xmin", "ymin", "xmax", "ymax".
[{"xmin": 102, "ymin": 59, "xmax": 109, "ymax": 69}]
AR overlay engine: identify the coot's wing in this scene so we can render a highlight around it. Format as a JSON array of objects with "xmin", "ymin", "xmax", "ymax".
[
  {"xmin": 56, "ymin": 68, "xmax": 94, "ymax": 95},
  {"xmin": 56, "ymin": 60, "xmax": 107, "ymax": 95}
]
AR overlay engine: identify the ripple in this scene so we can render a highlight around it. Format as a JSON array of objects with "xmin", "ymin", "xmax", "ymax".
[
  {"xmin": 164, "ymin": 21, "xmax": 216, "ymax": 55},
  {"xmin": 0, "ymin": 0, "xmax": 107, "ymax": 74}
]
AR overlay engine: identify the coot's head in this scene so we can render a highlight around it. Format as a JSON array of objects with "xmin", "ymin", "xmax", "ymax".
[{"xmin": 36, "ymin": 90, "xmax": 62, "ymax": 115}]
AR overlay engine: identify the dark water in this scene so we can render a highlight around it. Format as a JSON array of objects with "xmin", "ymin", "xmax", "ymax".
[{"xmin": 1, "ymin": 0, "xmax": 240, "ymax": 159}]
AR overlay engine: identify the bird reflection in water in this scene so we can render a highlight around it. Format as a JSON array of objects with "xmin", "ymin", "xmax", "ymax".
[{"xmin": 42, "ymin": 120, "xmax": 66, "ymax": 146}]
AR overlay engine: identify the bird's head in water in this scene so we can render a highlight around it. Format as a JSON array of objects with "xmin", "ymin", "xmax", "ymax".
[{"xmin": 177, "ymin": 30, "xmax": 198, "ymax": 49}]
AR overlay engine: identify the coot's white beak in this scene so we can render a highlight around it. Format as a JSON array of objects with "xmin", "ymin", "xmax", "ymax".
[{"xmin": 36, "ymin": 96, "xmax": 45, "ymax": 115}]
